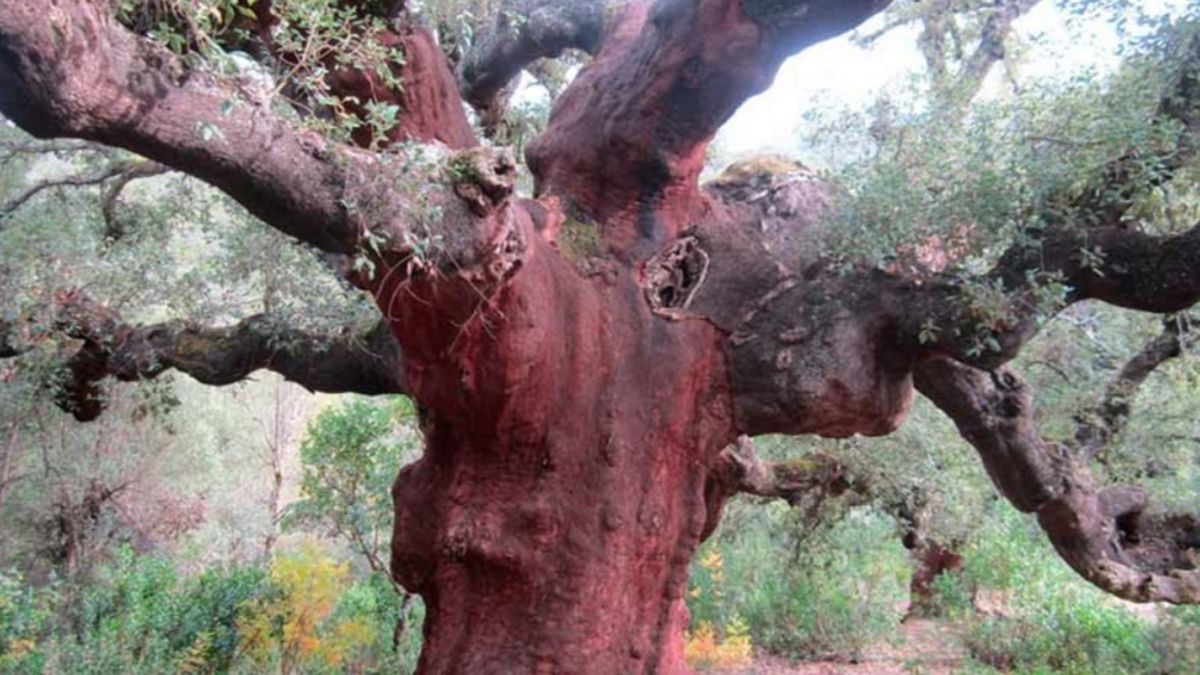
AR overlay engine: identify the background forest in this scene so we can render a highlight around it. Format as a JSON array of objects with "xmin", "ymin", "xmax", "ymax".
[{"xmin": 4, "ymin": 0, "xmax": 1200, "ymax": 673}]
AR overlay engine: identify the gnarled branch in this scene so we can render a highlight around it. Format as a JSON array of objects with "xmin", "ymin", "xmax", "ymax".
[
  {"xmin": 2, "ymin": 290, "xmax": 406, "ymax": 421},
  {"xmin": 0, "ymin": 1, "xmax": 360, "ymax": 252},
  {"xmin": 0, "ymin": 0, "xmax": 532, "ymax": 355},
  {"xmin": 915, "ymin": 355, "xmax": 1200, "ymax": 604},
  {"xmin": 458, "ymin": 0, "xmax": 609, "ymax": 132},
  {"xmin": 0, "ymin": 0, "xmax": 505, "ymax": 257}
]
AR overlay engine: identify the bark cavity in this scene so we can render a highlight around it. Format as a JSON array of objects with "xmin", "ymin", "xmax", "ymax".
[{"xmin": 643, "ymin": 236, "xmax": 710, "ymax": 313}]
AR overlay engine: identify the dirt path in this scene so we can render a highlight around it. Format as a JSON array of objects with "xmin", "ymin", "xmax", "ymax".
[{"xmin": 716, "ymin": 619, "xmax": 968, "ymax": 675}]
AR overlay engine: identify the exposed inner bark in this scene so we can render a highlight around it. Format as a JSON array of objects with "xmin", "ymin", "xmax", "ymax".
[
  {"xmin": 527, "ymin": 0, "xmax": 890, "ymax": 259},
  {"xmin": 381, "ymin": 216, "xmax": 735, "ymax": 670},
  {"xmin": 248, "ymin": 0, "xmax": 477, "ymax": 148}
]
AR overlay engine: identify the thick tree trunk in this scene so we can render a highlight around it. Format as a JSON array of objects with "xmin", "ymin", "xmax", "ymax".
[{"xmin": 383, "ymin": 232, "xmax": 735, "ymax": 672}]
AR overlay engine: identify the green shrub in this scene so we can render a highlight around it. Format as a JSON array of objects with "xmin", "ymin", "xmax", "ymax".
[
  {"xmin": 945, "ymin": 503, "xmax": 1160, "ymax": 674},
  {"xmin": 1152, "ymin": 605, "xmax": 1200, "ymax": 674},
  {"xmin": 0, "ymin": 570, "xmax": 54, "ymax": 674},
  {"xmin": 38, "ymin": 548, "xmax": 271, "ymax": 674},
  {"xmin": 18, "ymin": 546, "xmax": 420, "ymax": 675},
  {"xmin": 689, "ymin": 504, "xmax": 910, "ymax": 661},
  {"xmin": 963, "ymin": 602, "xmax": 1158, "ymax": 674}
]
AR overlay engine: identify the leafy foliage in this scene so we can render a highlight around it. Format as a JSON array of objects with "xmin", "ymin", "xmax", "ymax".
[
  {"xmin": 0, "ymin": 545, "xmax": 420, "ymax": 675},
  {"xmin": 795, "ymin": 13, "xmax": 1200, "ymax": 301},
  {"xmin": 689, "ymin": 503, "xmax": 911, "ymax": 661},
  {"xmin": 287, "ymin": 397, "xmax": 421, "ymax": 574}
]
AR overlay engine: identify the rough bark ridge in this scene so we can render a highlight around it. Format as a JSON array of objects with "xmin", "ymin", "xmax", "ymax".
[
  {"xmin": 5, "ymin": 0, "xmax": 1200, "ymax": 672},
  {"xmin": 384, "ymin": 235, "xmax": 735, "ymax": 670}
]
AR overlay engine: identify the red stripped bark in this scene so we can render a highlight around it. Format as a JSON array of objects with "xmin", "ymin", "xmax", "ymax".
[{"xmin": 527, "ymin": 0, "xmax": 889, "ymax": 258}]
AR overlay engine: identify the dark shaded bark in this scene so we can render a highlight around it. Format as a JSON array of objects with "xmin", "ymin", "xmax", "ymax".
[
  {"xmin": 458, "ymin": 0, "xmax": 608, "ymax": 133},
  {"xmin": 2, "ymin": 290, "xmax": 407, "ymax": 421},
  {"xmin": 916, "ymin": 356, "xmax": 1200, "ymax": 603}
]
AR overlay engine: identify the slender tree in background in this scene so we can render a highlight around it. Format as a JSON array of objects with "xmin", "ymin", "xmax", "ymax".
[
  {"xmin": 240, "ymin": 378, "xmax": 306, "ymax": 559},
  {"xmin": 3, "ymin": 0, "xmax": 1200, "ymax": 671}
]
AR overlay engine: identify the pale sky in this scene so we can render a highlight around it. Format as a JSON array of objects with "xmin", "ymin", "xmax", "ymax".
[{"xmin": 717, "ymin": 0, "xmax": 1193, "ymax": 157}]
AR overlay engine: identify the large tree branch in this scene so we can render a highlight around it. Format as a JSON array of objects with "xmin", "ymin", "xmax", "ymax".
[
  {"xmin": 1075, "ymin": 315, "xmax": 1193, "ymax": 459},
  {"xmin": 890, "ymin": 220, "xmax": 1200, "ymax": 369},
  {"xmin": 0, "ymin": 0, "xmax": 522, "ymax": 296},
  {"xmin": 0, "ymin": 1, "xmax": 536, "ymax": 431},
  {"xmin": 894, "ymin": 25, "xmax": 1200, "ymax": 366},
  {"xmin": 0, "ymin": 0, "xmax": 497, "ymax": 257},
  {"xmin": 2, "ymin": 290, "xmax": 407, "ymax": 421},
  {"xmin": 668, "ymin": 54, "xmax": 1198, "ymax": 436},
  {"xmin": 526, "ymin": 0, "xmax": 890, "ymax": 260},
  {"xmin": 458, "ymin": 0, "xmax": 609, "ymax": 133},
  {"xmin": 915, "ymin": 355, "xmax": 1200, "ymax": 603},
  {"xmin": 0, "ymin": 1, "xmax": 361, "ymax": 252}
]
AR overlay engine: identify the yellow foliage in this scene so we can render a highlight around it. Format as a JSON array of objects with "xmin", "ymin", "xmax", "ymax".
[
  {"xmin": 318, "ymin": 617, "xmax": 376, "ymax": 667},
  {"xmin": 236, "ymin": 541, "xmax": 359, "ymax": 673},
  {"xmin": 684, "ymin": 617, "xmax": 753, "ymax": 671},
  {"xmin": 178, "ymin": 631, "xmax": 212, "ymax": 674},
  {"xmin": 5, "ymin": 638, "xmax": 35, "ymax": 659},
  {"xmin": 700, "ymin": 549, "xmax": 725, "ymax": 585}
]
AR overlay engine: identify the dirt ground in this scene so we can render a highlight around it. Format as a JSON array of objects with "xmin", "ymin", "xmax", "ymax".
[{"xmin": 715, "ymin": 619, "xmax": 967, "ymax": 675}]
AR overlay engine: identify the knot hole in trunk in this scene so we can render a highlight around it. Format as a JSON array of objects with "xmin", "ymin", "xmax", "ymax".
[{"xmin": 644, "ymin": 236, "xmax": 710, "ymax": 312}]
